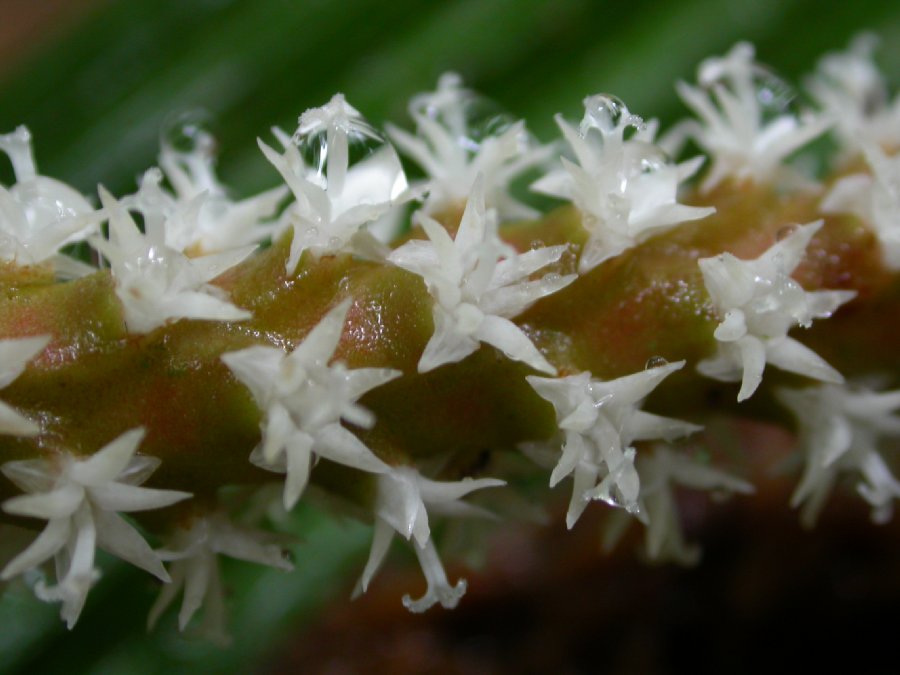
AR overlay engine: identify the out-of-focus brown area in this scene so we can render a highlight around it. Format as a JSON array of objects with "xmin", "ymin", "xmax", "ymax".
[
  {"xmin": 265, "ymin": 423, "xmax": 900, "ymax": 675},
  {"xmin": 0, "ymin": 0, "xmax": 103, "ymax": 79}
]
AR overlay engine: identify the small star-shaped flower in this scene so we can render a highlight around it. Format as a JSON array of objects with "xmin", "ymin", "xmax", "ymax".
[
  {"xmin": 669, "ymin": 42, "xmax": 830, "ymax": 192},
  {"xmin": 387, "ymin": 73, "xmax": 551, "ymax": 219},
  {"xmin": 0, "ymin": 335, "xmax": 50, "ymax": 436},
  {"xmin": 533, "ymin": 95, "xmax": 714, "ymax": 272},
  {"xmin": 221, "ymin": 300, "xmax": 401, "ymax": 510},
  {"xmin": 821, "ymin": 142, "xmax": 900, "ymax": 270},
  {"xmin": 605, "ymin": 445, "xmax": 753, "ymax": 565},
  {"xmin": 697, "ymin": 220, "xmax": 855, "ymax": 401},
  {"xmin": 259, "ymin": 95, "xmax": 411, "ymax": 273},
  {"xmin": 355, "ymin": 465, "xmax": 504, "ymax": 612},
  {"xmin": 123, "ymin": 128, "xmax": 286, "ymax": 256},
  {"xmin": 777, "ymin": 383, "xmax": 900, "ymax": 527},
  {"xmin": 90, "ymin": 187, "xmax": 254, "ymax": 334},
  {"xmin": 0, "ymin": 428, "xmax": 192, "ymax": 627},
  {"xmin": 526, "ymin": 360, "xmax": 701, "ymax": 528},
  {"xmin": 147, "ymin": 511, "xmax": 293, "ymax": 645},
  {"xmin": 0, "ymin": 126, "xmax": 99, "ymax": 275},
  {"xmin": 806, "ymin": 33, "xmax": 900, "ymax": 158},
  {"xmin": 388, "ymin": 176, "xmax": 576, "ymax": 374}
]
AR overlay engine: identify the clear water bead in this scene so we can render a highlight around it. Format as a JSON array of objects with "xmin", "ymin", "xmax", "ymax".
[
  {"xmin": 292, "ymin": 94, "xmax": 407, "ymax": 201},
  {"xmin": 162, "ymin": 109, "xmax": 217, "ymax": 156},
  {"xmin": 580, "ymin": 94, "xmax": 643, "ymax": 137},
  {"xmin": 410, "ymin": 72, "xmax": 517, "ymax": 153},
  {"xmin": 776, "ymin": 224, "xmax": 798, "ymax": 241},
  {"xmin": 645, "ymin": 355, "xmax": 669, "ymax": 369},
  {"xmin": 698, "ymin": 43, "xmax": 798, "ymax": 126}
]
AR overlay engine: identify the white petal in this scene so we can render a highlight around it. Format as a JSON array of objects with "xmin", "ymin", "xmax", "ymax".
[
  {"xmin": 1, "ymin": 518, "xmax": 70, "ymax": 580},
  {"xmin": 475, "ymin": 314, "xmax": 555, "ymax": 374},
  {"xmin": 94, "ymin": 508, "xmax": 169, "ymax": 582},
  {"xmin": 3, "ymin": 483, "xmax": 85, "ymax": 520},
  {"xmin": 88, "ymin": 482, "xmax": 191, "ymax": 513}
]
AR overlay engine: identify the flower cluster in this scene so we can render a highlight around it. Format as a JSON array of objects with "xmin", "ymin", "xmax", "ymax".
[
  {"xmin": 388, "ymin": 176, "xmax": 575, "ymax": 374},
  {"xmin": 697, "ymin": 220, "xmax": 855, "ymax": 401},
  {"xmin": 601, "ymin": 444, "xmax": 754, "ymax": 565},
  {"xmin": 0, "ymin": 126, "xmax": 98, "ymax": 275},
  {"xmin": 668, "ymin": 42, "xmax": 830, "ymax": 191},
  {"xmin": 0, "ymin": 428, "xmax": 191, "ymax": 627},
  {"xmin": 0, "ymin": 38, "xmax": 896, "ymax": 642},
  {"xmin": 387, "ymin": 72, "xmax": 550, "ymax": 219},
  {"xmin": 221, "ymin": 300, "xmax": 400, "ymax": 509},
  {"xmin": 821, "ymin": 143, "xmax": 900, "ymax": 270},
  {"xmin": 525, "ymin": 360, "xmax": 701, "ymax": 528},
  {"xmin": 778, "ymin": 383, "xmax": 900, "ymax": 526},
  {"xmin": 533, "ymin": 95, "xmax": 714, "ymax": 272},
  {"xmin": 259, "ymin": 94, "xmax": 411, "ymax": 273},
  {"xmin": 123, "ymin": 126, "xmax": 286, "ymax": 256},
  {"xmin": 148, "ymin": 511, "xmax": 294, "ymax": 644}
]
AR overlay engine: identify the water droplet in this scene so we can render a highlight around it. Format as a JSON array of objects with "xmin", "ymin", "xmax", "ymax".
[
  {"xmin": 776, "ymin": 224, "xmax": 797, "ymax": 241},
  {"xmin": 529, "ymin": 239, "xmax": 546, "ymax": 250},
  {"xmin": 581, "ymin": 94, "xmax": 642, "ymax": 136},
  {"xmin": 292, "ymin": 94, "xmax": 407, "ymax": 201},
  {"xmin": 699, "ymin": 47, "xmax": 798, "ymax": 126},
  {"xmin": 162, "ymin": 109, "xmax": 216, "ymax": 155},
  {"xmin": 754, "ymin": 68, "xmax": 796, "ymax": 122},
  {"xmin": 411, "ymin": 74, "xmax": 516, "ymax": 153},
  {"xmin": 645, "ymin": 355, "xmax": 668, "ymax": 369},
  {"xmin": 625, "ymin": 141, "xmax": 671, "ymax": 176},
  {"xmin": 293, "ymin": 98, "xmax": 383, "ymax": 179}
]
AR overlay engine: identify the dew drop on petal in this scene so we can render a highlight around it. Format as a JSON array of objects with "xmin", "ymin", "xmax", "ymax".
[
  {"xmin": 581, "ymin": 94, "xmax": 642, "ymax": 137},
  {"xmin": 292, "ymin": 95, "xmax": 408, "ymax": 203},
  {"xmin": 645, "ymin": 355, "xmax": 669, "ymax": 369},
  {"xmin": 753, "ymin": 67, "xmax": 797, "ymax": 123},
  {"xmin": 162, "ymin": 109, "xmax": 216, "ymax": 155},
  {"xmin": 625, "ymin": 141, "xmax": 671, "ymax": 176},
  {"xmin": 776, "ymin": 224, "xmax": 798, "ymax": 241},
  {"xmin": 411, "ymin": 73, "xmax": 516, "ymax": 153},
  {"xmin": 698, "ymin": 45, "xmax": 798, "ymax": 126}
]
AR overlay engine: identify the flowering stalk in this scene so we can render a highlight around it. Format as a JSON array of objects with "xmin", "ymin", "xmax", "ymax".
[{"xmin": 0, "ymin": 38, "xmax": 898, "ymax": 640}]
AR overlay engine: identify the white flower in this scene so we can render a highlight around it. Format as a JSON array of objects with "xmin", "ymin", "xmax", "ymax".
[
  {"xmin": 387, "ymin": 72, "xmax": 551, "ymax": 219},
  {"xmin": 90, "ymin": 187, "xmax": 254, "ymax": 334},
  {"xmin": 777, "ymin": 383, "xmax": 900, "ymax": 527},
  {"xmin": 605, "ymin": 445, "xmax": 753, "ymax": 565},
  {"xmin": 806, "ymin": 33, "xmax": 900, "ymax": 157},
  {"xmin": 669, "ymin": 42, "xmax": 830, "ymax": 192},
  {"xmin": 123, "ymin": 128, "xmax": 286, "ymax": 256},
  {"xmin": 0, "ymin": 126, "xmax": 99, "ymax": 275},
  {"xmin": 697, "ymin": 220, "xmax": 855, "ymax": 401},
  {"xmin": 355, "ymin": 465, "xmax": 504, "ymax": 612},
  {"xmin": 259, "ymin": 94, "xmax": 411, "ymax": 273},
  {"xmin": 388, "ymin": 176, "xmax": 575, "ymax": 374},
  {"xmin": 0, "ymin": 428, "xmax": 191, "ymax": 627},
  {"xmin": 221, "ymin": 300, "xmax": 401, "ymax": 509},
  {"xmin": 526, "ymin": 360, "xmax": 701, "ymax": 528},
  {"xmin": 533, "ymin": 95, "xmax": 714, "ymax": 272},
  {"xmin": 147, "ymin": 511, "xmax": 293, "ymax": 645},
  {"xmin": 820, "ymin": 143, "xmax": 900, "ymax": 270},
  {"xmin": 0, "ymin": 335, "xmax": 49, "ymax": 436}
]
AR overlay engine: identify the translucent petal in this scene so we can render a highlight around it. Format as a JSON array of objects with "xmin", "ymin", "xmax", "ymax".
[{"xmin": 94, "ymin": 508, "xmax": 169, "ymax": 582}]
